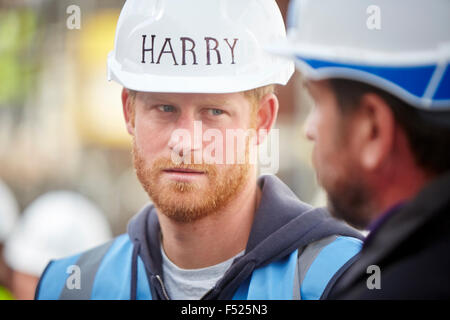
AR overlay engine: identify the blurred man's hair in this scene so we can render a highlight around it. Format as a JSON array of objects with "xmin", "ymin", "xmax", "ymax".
[{"xmin": 329, "ymin": 79, "xmax": 450, "ymax": 174}]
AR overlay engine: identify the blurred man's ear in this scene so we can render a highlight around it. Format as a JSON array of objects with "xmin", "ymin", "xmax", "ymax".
[
  {"xmin": 255, "ymin": 93, "xmax": 279, "ymax": 145},
  {"xmin": 121, "ymin": 88, "xmax": 135, "ymax": 136},
  {"xmin": 354, "ymin": 93, "xmax": 395, "ymax": 172}
]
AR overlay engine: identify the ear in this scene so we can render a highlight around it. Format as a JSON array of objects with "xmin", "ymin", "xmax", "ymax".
[
  {"xmin": 354, "ymin": 93, "xmax": 395, "ymax": 171},
  {"xmin": 121, "ymin": 88, "xmax": 135, "ymax": 136},
  {"xmin": 255, "ymin": 93, "xmax": 279, "ymax": 145}
]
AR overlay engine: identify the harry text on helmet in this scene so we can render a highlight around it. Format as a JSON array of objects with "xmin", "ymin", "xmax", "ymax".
[{"xmin": 141, "ymin": 35, "xmax": 239, "ymax": 66}]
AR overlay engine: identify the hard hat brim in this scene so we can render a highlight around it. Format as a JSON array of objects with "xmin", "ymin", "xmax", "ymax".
[{"xmin": 108, "ymin": 53, "xmax": 295, "ymax": 94}]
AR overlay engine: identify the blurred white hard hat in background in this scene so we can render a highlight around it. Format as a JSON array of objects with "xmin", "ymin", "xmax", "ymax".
[{"xmin": 3, "ymin": 191, "xmax": 112, "ymax": 277}]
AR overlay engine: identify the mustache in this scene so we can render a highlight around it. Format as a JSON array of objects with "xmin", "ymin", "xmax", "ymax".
[
  {"xmin": 132, "ymin": 139, "xmax": 218, "ymax": 176},
  {"xmin": 150, "ymin": 157, "xmax": 217, "ymax": 175}
]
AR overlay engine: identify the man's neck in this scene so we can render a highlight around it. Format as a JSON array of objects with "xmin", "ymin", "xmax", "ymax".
[
  {"xmin": 370, "ymin": 163, "xmax": 435, "ymax": 223},
  {"xmin": 157, "ymin": 174, "xmax": 261, "ymax": 269}
]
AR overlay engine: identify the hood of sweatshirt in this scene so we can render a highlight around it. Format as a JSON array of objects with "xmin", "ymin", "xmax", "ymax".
[{"xmin": 127, "ymin": 174, "xmax": 363, "ymax": 299}]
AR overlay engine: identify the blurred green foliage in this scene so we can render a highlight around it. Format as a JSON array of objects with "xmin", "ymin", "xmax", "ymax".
[{"xmin": 0, "ymin": 9, "xmax": 38, "ymax": 105}]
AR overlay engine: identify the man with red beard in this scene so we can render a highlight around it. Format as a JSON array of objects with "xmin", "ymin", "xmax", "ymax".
[
  {"xmin": 269, "ymin": 0, "xmax": 450, "ymax": 298},
  {"xmin": 35, "ymin": 0, "xmax": 363, "ymax": 301}
]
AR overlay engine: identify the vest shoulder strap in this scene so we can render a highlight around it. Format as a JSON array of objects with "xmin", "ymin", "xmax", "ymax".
[
  {"xmin": 232, "ymin": 235, "xmax": 362, "ymax": 300},
  {"xmin": 294, "ymin": 235, "xmax": 338, "ymax": 299},
  {"xmin": 36, "ymin": 234, "xmax": 152, "ymax": 300},
  {"xmin": 59, "ymin": 240, "xmax": 115, "ymax": 299},
  {"xmin": 297, "ymin": 236, "xmax": 362, "ymax": 300}
]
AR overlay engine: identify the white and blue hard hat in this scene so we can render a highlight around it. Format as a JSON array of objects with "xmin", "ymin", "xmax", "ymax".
[{"xmin": 267, "ymin": 0, "xmax": 450, "ymax": 112}]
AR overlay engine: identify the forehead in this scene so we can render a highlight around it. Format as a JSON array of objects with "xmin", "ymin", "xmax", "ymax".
[{"xmin": 135, "ymin": 91, "xmax": 248, "ymax": 108}]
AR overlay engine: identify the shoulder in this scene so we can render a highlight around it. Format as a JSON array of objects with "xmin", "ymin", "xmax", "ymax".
[
  {"xmin": 335, "ymin": 235, "xmax": 450, "ymax": 299},
  {"xmin": 299, "ymin": 235, "xmax": 363, "ymax": 300},
  {"xmin": 35, "ymin": 234, "xmax": 133, "ymax": 300}
]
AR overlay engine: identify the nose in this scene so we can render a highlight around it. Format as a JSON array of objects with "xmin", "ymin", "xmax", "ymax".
[
  {"xmin": 167, "ymin": 113, "xmax": 202, "ymax": 161},
  {"xmin": 304, "ymin": 111, "xmax": 316, "ymax": 141}
]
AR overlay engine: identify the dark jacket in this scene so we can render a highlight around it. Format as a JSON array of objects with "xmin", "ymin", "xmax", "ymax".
[
  {"xmin": 329, "ymin": 171, "xmax": 450, "ymax": 299},
  {"xmin": 36, "ymin": 175, "xmax": 363, "ymax": 300}
]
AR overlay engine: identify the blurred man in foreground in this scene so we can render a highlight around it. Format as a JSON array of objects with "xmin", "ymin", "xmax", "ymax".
[{"xmin": 269, "ymin": 0, "xmax": 450, "ymax": 298}]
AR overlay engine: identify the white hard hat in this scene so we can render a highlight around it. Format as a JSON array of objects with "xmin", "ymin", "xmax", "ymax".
[
  {"xmin": 0, "ymin": 180, "xmax": 19, "ymax": 242},
  {"xmin": 268, "ymin": 0, "xmax": 450, "ymax": 110},
  {"xmin": 107, "ymin": 0, "xmax": 294, "ymax": 93},
  {"xmin": 3, "ymin": 191, "xmax": 112, "ymax": 277}
]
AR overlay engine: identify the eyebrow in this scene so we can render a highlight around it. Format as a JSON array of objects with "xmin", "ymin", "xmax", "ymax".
[
  {"xmin": 138, "ymin": 94, "xmax": 178, "ymax": 107},
  {"xmin": 141, "ymin": 93, "xmax": 230, "ymax": 108},
  {"xmin": 197, "ymin": 97, "xmax": 229, "ymax": 108}
]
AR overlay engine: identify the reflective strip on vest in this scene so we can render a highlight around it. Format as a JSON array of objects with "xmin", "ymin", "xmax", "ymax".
[
  {"xmin": 59, "ymin": 240, "xmax": 115, "ymax": 299},
  {"xmin": 301, "ymin": 236, "xmax": 363, "ymax": 300}
]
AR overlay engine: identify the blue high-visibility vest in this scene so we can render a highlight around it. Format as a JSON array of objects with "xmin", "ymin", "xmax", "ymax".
[{"xmin": 36, "ymin": 234, "xmax": 362, "ymax": 300}]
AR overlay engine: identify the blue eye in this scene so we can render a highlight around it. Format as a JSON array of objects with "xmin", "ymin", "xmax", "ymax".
[
  {"xmin": 158, "ymin": 105, "xmax": 175, "ymax": 112},
  {"xmin": 209, "ymin": 109, "xmax": 224, "ymax": 116}
]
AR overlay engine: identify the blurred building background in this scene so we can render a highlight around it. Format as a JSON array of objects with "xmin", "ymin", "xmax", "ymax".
[{"xmin": 0, "ymin": 0, "xmax": 325, "ymax": 239}]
